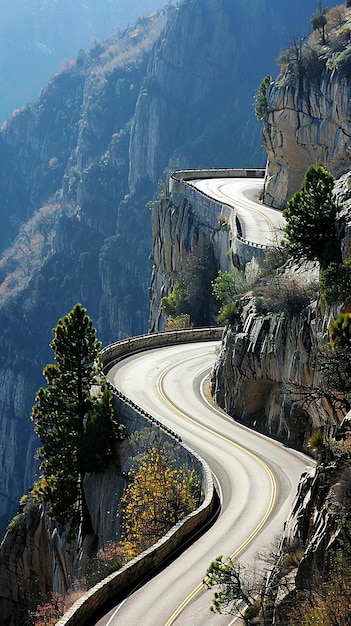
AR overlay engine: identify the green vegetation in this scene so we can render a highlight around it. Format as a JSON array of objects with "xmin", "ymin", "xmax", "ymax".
[
  {"xmin": 310, "ymin": 1, "xmax": 328, "ymax": 45},
  {"xmin": 161, "ymin": 282, "xmax": 188, "ymax": 318},
  {"xmin": 204, "ymin": 556, "xmax": 260, "ymax": 623},
  {"xmin": 217, "ymin": 303, "xmax": 239, "ymax": 326},
  {"xmin": 330, "ymin": 44, "xmax": 351, "ymax": 78},
  {"xmin": 31, "ymin": 303, "xmax": 121, "ymax": 533},
  {"xmin": 161, "ymin": 241, "xmax": 218, "ymax": 328},
  {"xmin": 211, "ymin": 267, "xmax": 246, "ymax": 325},
  {"xmin": 307, "ymin": 429, "xmax": 324, "ymax": 457},
  {"xmin": 212, "ymin": 269, "xmax": 246, "ymax": 305},
  {"xmin": 328, "ymin": 312, "xmax": 351, "ymax": 349},
  {"xmin": 254, "ymin": 75, "xmax": 272, "ymax": 120},
  {"xmin": 282, "ymin": 165, "xmax": 341, "ymax": 270},
  {"xmin": 320, "ymin": 259, "xmax": 351, "ymax": 306}
]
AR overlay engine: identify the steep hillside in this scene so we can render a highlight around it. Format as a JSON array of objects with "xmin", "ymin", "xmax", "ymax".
[
  {"xmin": 0, "ymin": 0, "xmax": 326, "ymax": 537},
  {"xmin": 0, "ymin": 0, "xmax": 169, "ymax": 123}
]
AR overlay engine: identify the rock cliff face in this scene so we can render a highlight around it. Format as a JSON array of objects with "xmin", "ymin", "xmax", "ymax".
[
  {"xmin": 210, "ymin": 285, "xmax": 344, "ymax": 448},
  {"xmin": 262, "ymin": 71, "xmax": 351, "ymax": 208},
  {"xmin": 209, "ymin": 168, "xmax": 351, "ymax": 444},
  {"xmin": 0, "ymin": 467, "xmax": 128, "ymax": 625},
  {"xmin": 0, "ymin": 0, "xmax": 319, "ymax": 534},
  {"xmin": 0, "ymin": 12, "xmax": 162, "ymax": 535},
  {"xmin": 129, "ymin": 0, "xmax": 320, "ymax": 194},
  {"xmin": 0, "ymin": 0, "xmax": 167, "ymax": 123},
  {"xmin": 266, "ymin": 413, "xmax": 351, "ymax": 624},
  {"xmin": 149, "ymin": 179, "xmax": 237, "ymax": 331},
  {"xmin": 208, "ymin": 173, "xmax": 351, "ymax": 621},
  {"xmin": 262, "ymin": 6, "xmax": 351, "ymax": 208}
]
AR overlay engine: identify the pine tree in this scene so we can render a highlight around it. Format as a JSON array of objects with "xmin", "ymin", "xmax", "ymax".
[
  {"xmin": 32, "ymin": 303, "xmax": 118, "ymax": 534},
  {"xmin": 282, "ymin": 165, "xmax": 341, "ymax": 270}
]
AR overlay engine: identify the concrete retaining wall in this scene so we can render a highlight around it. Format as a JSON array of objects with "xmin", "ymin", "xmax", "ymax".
[{"xmin": 57, "ymin": 329, "xmax": 222, "ymax": 626}]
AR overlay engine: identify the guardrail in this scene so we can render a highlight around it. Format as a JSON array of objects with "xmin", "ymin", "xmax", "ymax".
[
  {"xmin": 236, "ymin": 234, "xmax": 273, "ymax": 250},
  {"xmin": 57, "ymin": 328, "xmax": 223, "ymax": 626}
]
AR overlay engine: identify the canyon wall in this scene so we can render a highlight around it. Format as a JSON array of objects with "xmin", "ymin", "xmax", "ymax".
[{"xmin": 262, "ymin": 6, "xmax": 351, "ymax": 208}]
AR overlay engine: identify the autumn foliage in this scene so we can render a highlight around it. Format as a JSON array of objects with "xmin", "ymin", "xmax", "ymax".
[{"xmin": 120, "ymin": 445, "xmax": 201, "ymax": 558}]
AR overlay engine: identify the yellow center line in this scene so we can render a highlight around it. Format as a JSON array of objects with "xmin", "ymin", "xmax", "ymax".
[{"xmin": 157, "ymin": 354, "xmax": 277, "ymax": 626}]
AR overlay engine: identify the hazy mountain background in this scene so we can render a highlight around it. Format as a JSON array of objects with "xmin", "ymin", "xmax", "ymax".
[
  {"xmin": 0, "ymin": 0, "xmax": 335, "ymax": 535},
  {"xmin": 0, "ymin": 0, "xmax": 171, "ymax": 123}
]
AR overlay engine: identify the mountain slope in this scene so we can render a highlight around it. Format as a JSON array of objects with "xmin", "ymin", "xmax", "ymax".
[
  {"xmin": 0, "ymin": 0, "xmax": 169, "ymax": 123},
  {"xmin": 0, "ymin": 0, "xmax": 324, "ymax": 535}
]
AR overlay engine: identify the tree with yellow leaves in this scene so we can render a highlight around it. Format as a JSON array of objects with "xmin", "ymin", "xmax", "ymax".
[{"xmin": 120, "ymin": 445, "xmax": 201, "ymax": 558}]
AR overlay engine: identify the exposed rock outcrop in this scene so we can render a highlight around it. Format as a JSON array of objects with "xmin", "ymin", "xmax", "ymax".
[
  {"xmin": 262, "ymin": 6, "xmax": 351, "ymax": 208},
  {"xmin": 210, "ymin": 281, "xmax": 345, "ymax": 449},
  {"xmin": 262, "ymin": 71, "xmax": 351, "ymax": 208},
  {"xmin": 266, "ymin": 413, "xmax": 351, "ymax": 624},
  {"xmin": 210, "ymin": 167, "xmax": 351, "ymax": 444},
  {"xmin": 0, "ymin": 467, "xmax": 127, "ymax": 625}
]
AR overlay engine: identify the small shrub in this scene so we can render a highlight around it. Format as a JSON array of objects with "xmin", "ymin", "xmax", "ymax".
[
  {"xmin": 281, "ymin": 538, "xmax": 305, "ymax": 571},
  {"xmin": 254, "ymin": 75, "xmax": 272, "ymax": 119},
  {"xmin": 164, "ymin": 314, "xmax": 191, "ymax": 330},
  {"xmin": 161, "ymin": 283, "xmax": 187, "ymax": 318},
  {"xmin": 254, "ymin": 279, "xmax": 315, "ymax": 317},
  {"xmin": 261, "ymin": 247, "xmax": 289, "ymax": 275},
  {"xmin": 212, "ymin": 268, "xmax": 247, "ymax": 305},
  {"xmin": 34, "ymin": 593, "xmax": 64, "ymax": 626},
  {"xmin": 244, "ymin": 598, "xmax": 261, "ymax": 621},
  {"xmin": 320, "ymin": 260, "xmax": 351, "ymax": 306},
  {"xmin": 332, "ymin": 44, "xmax": 351, "ymax": 76},
  {"xmin": 217, "ymin": 303, "xmax": 238, "ymax": 325},
  {"xmin": 328, "ymin": 312, "xmax": 351, "ymax": 348},
  {"xmin": 86, "ymin": 541, "xmax": 127, "ymax": 587},
  {"xmin": 307, "ymin": 429, "xmax": 324, "ymax": 456}
]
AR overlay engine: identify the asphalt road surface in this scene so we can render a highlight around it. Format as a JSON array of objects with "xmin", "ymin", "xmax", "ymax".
[
  {"xmin": 188, "ymin": 178, "xmax": 285, "ymax": 247},
  {"xmin": 93, "ymin": 341, "xmax": 313, "ymax": 626}
]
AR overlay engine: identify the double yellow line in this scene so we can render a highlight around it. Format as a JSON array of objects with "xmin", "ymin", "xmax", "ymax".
[{"xmin": 157, "ymin": 354, "xmax": 277, "ymax": 626}]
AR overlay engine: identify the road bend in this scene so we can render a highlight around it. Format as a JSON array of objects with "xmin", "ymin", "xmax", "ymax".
[
  {"xmin": 188, "ymin": 177, "xmax": 285, "ymax": 247},
  {"xmin": 93, "ymin": 341, "xmax": 312, "ymax": 626}
]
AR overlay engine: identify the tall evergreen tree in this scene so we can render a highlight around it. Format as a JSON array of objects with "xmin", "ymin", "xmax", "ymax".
[
  {"xmin": 282, "ymin": 165, "xmax": 341, "ymax": 270},
  {"xmin": 32, "ymin": 303, "xmax": 118, "ymax": 535}
]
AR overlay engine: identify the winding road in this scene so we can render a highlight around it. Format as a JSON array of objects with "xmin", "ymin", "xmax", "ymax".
[
  {"xmin": 188, "ymin": 177, "xmax": 285, "ymax": 247},
  {"xmin": 95, "ymin": 341, "xmax": 312, "ymax": 626}
]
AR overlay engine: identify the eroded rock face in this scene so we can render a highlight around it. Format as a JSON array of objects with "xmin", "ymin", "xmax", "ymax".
[
  {"xmin": 262, "ymin": 71, "xmax": 351, "ymax": 209},
  {"xmin": 0, "ymin": 466, "xmax": 128, "ymax": 625},
  {"xmin": 267, "ymin": 413, "xmax": 351, "ymax": 624},
  {"xmin": 210, "ymin": 262, "xmax": 347, "ymax": 449}
]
